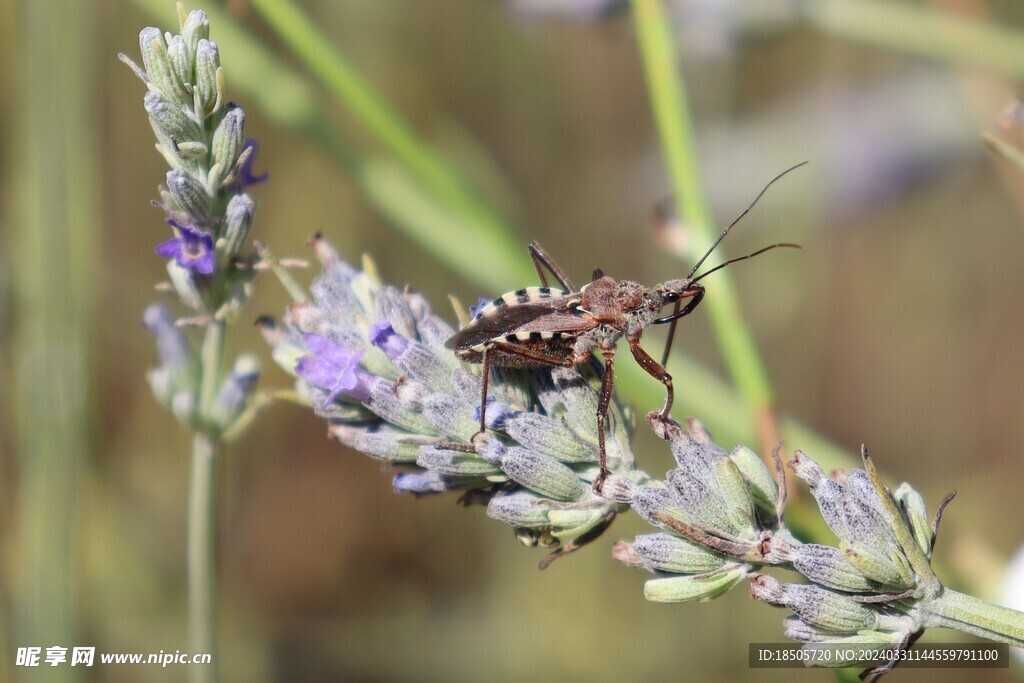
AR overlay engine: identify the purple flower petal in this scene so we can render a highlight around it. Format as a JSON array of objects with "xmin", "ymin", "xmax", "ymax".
[
  {"xmin": 369, "ymin": 320, "xmax": 411, "ymax": 360},
  {"xmin": 156, "ymin": 219, "xmax": 216, "ymax": 275},
  {"xmin": 234, "ymin": 139, "xmax": 269, "ymax": 190},
  {"xmin": 295, "ymin": 333, "xmax": 370, "ymax": 406}
]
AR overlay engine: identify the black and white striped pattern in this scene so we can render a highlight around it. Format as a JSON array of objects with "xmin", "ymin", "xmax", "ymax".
[
  {"xmin": 468, "ymin": 330, "xmax": 568, "ymax": 353},
  {"xmin": 473, "ymin": 287, "xmax": 568, "ymax": 321}
]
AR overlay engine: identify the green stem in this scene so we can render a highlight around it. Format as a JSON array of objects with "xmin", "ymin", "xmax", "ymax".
[
  {"xmin": 922, "ymin": 588, "xmax": 1024, "ymax": 647},
  {"xmin": 245, "ymin": 0, "xmax": 529, "ymax": 287},
  {"xmin": 188, "ymin": 433, "xmax": 220, "ymax": 683},
  {"xmin": 198, "ymin": 319, "xmax": 225, "ymax": 422},
  {"xmin": 802, "ymin": 0, "xmax": 1024, "ymax": 80},
  {"xmin": 631, "ymin": 0, "xmax": 775, "ymax": 414}
]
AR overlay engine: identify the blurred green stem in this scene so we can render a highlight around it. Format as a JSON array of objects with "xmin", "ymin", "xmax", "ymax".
[
  {"xmin": 188, "ymin": 432, "xmax": 219, "ymax": 683},
  {"xmin": 631, "ymin": 0, "xmax": 776, "ymax": 435},
  {"xmin": 245, "ymin": 0, "xmax": 530, "ymax": 287},
  {"xmin": 9, "ymin": 2, "xmax": 99, "ymax": 680},
  {"xmin": 803, "ymin": 0, "xmax": 1024, "ymax": 79}
]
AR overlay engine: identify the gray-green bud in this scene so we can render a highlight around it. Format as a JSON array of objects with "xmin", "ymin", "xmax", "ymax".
[
  {"xmin": 210, "ymin": 353, "xmax": 260, "ymax": 430},
  {"xmin": 630, "ymin": 532, "xmax": 727, "ymax": 574},
  {"xmin": 181, "ymin": 10, "xmax": 210, "ymax": 61},
  {"xmin": 210, "ymin": 104, "xmax": 245, "ymax": 187},
  {"xmin": 220, "ymin": 193, "xmax": 255, "ymax": 259},
  {"xmin": 499, "ymin": 448, "xmax": 584, "ymax": 502},
  {"xmin": 166, "ymin": 35, "xmax": 192, "ymax": 92},
  {"xmin": 895, "ymin": 482, "xmax": 932, "ymax": 556},
  {"xmin": 729, "ymin": 445, "xmax": 780, "ymax": 517},
  {"xmin": 644, "ymin": 565, "xmax": 747, "ymax": 603},
  {"xmin": 194, "ymin": 39, "xmax": 221, "ymax": 119},
  {"xmin": 166, "ymin": 169, "xmax": 212, "ymax": 225},
  {"xmin": 139, "ymin": 27, "xmax": 187, "ymax": 100},
  {"xmin": 145, "ymin": 91, "xmax": 203, "ymax": 161}
]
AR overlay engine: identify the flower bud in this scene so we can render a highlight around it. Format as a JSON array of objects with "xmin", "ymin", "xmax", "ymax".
[
  {"xmin": 422, "ymin": 394, "xmax": 478, "ymax": 439},
  {"xmin": 391, "ymin": 470, "xmax": 455, "ymax": 495},
  {"xmin": 750, "ymin": 574, "xmax": 878, "ymax": 633},
  {"xmin": 644, "ymin": 565, "xmax": 747, "ymax": 603},
  {"xmin": 194, "ymin": 39, "xmax": 222, "ymax": 118},
  {"xmin": 166, "ymin": 34, "xmax": 192, "ymax": 91},
  {"xmin": 328, "ymin": 424, "xmax": 419, "ymax": 463},
  {"xmin": 139, "ymin": 27, "xmax": 187, "ymax": 100},
  {"xmin": 487, "ymin": 489, "xmax": 556, "ymax": 527},
  {"xmin": 630, "ymin": 485, "xmax": 689, "ymax": 532},
  {"xmin": 145, "ymin": 91, "xmax": 203, "ymax": 159},
  {"xmin": 220, "ymin": 193, "xmax": 255, "ymax": 258},
  {"xmin": 181, "ymin": 10, "xmax": 210, "ymax": 61},
  {"xmin": 840, "ymin": 540, "xmax": 912, "ymax": 588},
  {"xmin": 210, "ymin": 104, "xmax": 245, "ymax": 186},
  {"xmin": 416, "ymin": 445, "xmax": 502, "ymax": 477},
  {"xmin": 729, "ymin": 445, "xmax": 779, "ymax": 517},
  {"xmin": 142, "ymin": 304, "xmax": 197, "ymax": 387},
  {"xmin": 165, "ymin": 169, "xmax": 212, "ymax": 225},
  {"xmin": 895, "ymin": 482, "xmax": 932, "ymax": 556},
  {"xmin": 499, "ymin": 448, "xmax": 584, "ymax": 502},
  {"xmin": 712, "ymin": 454, "xmax": 756, "ymax": 536},
  {"xmin": 630, "ymin": 533, "xmax": 726, "ymax": 574},
  {"xmin": 787, "ymin": 543, "xmax": 876, "ymax": 592},
  {"xmin": 166, "ymin": 260, "xmax": 207, "ymax": 311},
  {"xmin": 504, "ymin": 412, "xmax": 597, "ymax": 463},
  {"xmin": 210, "ymin": 353, "xmax": 260, "ymax": 430}
]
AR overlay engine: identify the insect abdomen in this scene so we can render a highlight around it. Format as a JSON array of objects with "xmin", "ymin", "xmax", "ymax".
[{"xmin": 472, "ymin": 287, "xmax": 568, "ymax": 321}]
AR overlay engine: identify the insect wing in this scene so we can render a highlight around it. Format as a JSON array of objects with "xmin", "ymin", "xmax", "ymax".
[{"xmin": 445, "ymin": 292, "xmax": 583, "ymax": 350}]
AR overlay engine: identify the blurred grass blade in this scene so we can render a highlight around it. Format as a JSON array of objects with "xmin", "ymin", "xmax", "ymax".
[
  {"xmin": 631, "ymin": 0, "xmax": 777, "ymax": 435},
  {"xmin": 983, "ymin": 133, "xmax": 1024, "ymax": 173},
  {"xmin": 8, "ymin": 1, "xmax": 101, "ymax": 679},
  {"xmin": 804, "ymin": 0, "xmax": 1024, "ymax": 79},
  {"xmin": 245, "ymin": 0, "xmax": 531, "ymax": 285}
]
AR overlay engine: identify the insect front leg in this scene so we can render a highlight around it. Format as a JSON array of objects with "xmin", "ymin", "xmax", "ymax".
[
  {"xmin": 629, "ymin": 337, "xmax": 674, "ymax": 419},
  {"xmin": 660, "ymin": 283, "xmax": 705, "ymax": 366},
  {"xmin": 594, "ymin": 347, "xmax": 617, "ymax": 494}
]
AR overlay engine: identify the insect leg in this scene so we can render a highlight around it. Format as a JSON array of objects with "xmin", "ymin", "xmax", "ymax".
[
  {"xmin": 595, "ymin": 347, "xmax": 617, "ymax": 494},
  {"xmin": 630, "ymin": 338, "xmax": 674, "ymax": 419},
  {"xmin": 471, "ymin": 341, "xmax": 580, "ymax": 439},
  {"xmin": 659, "ymin": 284, "xmax": 705, "ymax": 367},
  {"xmin": 527, "ymin": 240, "xmax": 577, "ymax": 291}
]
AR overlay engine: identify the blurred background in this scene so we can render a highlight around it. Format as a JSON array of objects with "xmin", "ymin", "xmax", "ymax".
[{"xmin": 4, "ymin": 0, "xmax": 1024, "ymax": 680}]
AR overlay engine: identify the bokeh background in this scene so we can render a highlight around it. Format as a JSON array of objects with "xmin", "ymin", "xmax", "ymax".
[{"xmin": 3, "ymin": 0, "xmax": 1024, "ymax": 680}]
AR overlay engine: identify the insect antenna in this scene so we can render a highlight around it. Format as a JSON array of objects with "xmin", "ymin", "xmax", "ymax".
[
  {"xmin": 659, "ymin": 161, "xmax": 807, "ymax": 367},
  {"xmin": 690, "ymin": 242, "xmax": 801, "ymax": 285}
]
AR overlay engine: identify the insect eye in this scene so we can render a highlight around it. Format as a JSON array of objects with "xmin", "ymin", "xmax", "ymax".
[{"xmin": 663, "ymin": 292, "xmax": 679, "ymax": 303}]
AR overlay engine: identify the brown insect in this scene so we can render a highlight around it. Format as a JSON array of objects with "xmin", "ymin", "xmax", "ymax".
[{"xmin": 446, "ymin": 163, "xmax": 805, "ymax": 492}]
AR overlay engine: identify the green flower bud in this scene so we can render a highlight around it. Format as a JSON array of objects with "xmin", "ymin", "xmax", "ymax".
[
  {"xmin": 166, "ymin": 260, "xmax": 207, "ymax": 311},
  {"xmin": 487, "ymin": 490, "xmax": 557, "ymax": 527},
  {"xmin": 644, "ymin": 565, "xmax": 747, "ymax": 603},
  {"xmin": 729, "ymin": 445, "xmax": 779, "ymax": 517},
  {"xmin": 165, "ymin": 169, "xmax": 212, "ymax": 225},
  {"xmin": 328, "ymin": 424, "xmax": 420, "ymax": 462},
  {"xmin": 712, "ymin": 454, "xmax": 756, "ymax": 536},
  {"xmin": 751, "ymin": 575, "xmax": 878, "ymax": 634},
  {"xmin": 194, "ymin": 39, "xmax": 222, "ymax": 118},
  {"xmin": 631, "ymin": 533, "xmax": 727, "ymax": 574},
  {"xmin": 181, "ymin": 10, "xmax": 210, "ymax": 61},
  {"xmin": 500, "ymin": 448, "xmax": 584, "ymax": 502},
  {"xmin": 210, "ymin": 353, "xmax": 259, "ymax": 430},
  {"xmin": 210, "ymin": 104, "xmax": 245, "ymax": 187},
  {"xmin": 166, "ymin": 34, "xmax": 192, "ymax": 91},
  {"xmin": 145, "ymin": 91, "xmax": 203, "ymax": 160},
  {"xmin": 895, "ymin": 482, "xmax": 932, "ymax": 556},
  {"xmin": 220, "ymin": 193, "xmax": 255, "ymax": 259},
  {"xmin": 139, "ymin": 27, "xmax": 187, "ymax": 100},
  {"xmin": 417, "ymin": 445, "xmax": 502, "ymax": 477},
  {"xmin": 504, "ymin": 412, "xmax": 597, "ymax": 463},
  {"xmin": 841, "ymin": 540, "xmax": 912, "ymax": 588},
  {"xmin": 175, "ymin": 141, "xmax": 208, "ymax": 161},
  {"xmin": 789, "ymin": 543, "xmax": 876, "ymax": 593}
]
